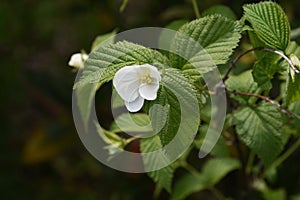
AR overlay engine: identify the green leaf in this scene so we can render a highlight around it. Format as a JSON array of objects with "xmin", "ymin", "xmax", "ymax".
[
  {"xmin": 291, "ymin": 193, "xmax": 300, "ymax": 200},
  {"xmin": 201, "ymin": 158, "xmax": 240, "ymax": 186},
  {"xmin": 202, "ymin": 5, "xmax": 237, "ymax": 20},
  {"xmin": 171, "ymin": 158, "xmax": 240, "ymax": 200},
  {"xmin": 171, "ymin": 174, "xmax": 206, "ymax": 200},
  {"xmin": 262, "ymin": 186, "xmax": 286, "ymax": 200},
  {"xmin": 248, "ymin": 30, "xmax": 266, "ymax": 59},
  {"xmin": 286, "ymin": 42, "xmax": 300, "ymax": 104},
  {"xmin": 288, "ymin": 100, "xmax": 300, "ymax": 137},
  {"xmin": 233, "ymin": 102, "xmax": 284, "ymax": 165},
  {"xmin": 252, "ymin": 53, "xmax": 286, "ymax": 90},
  {"xmin": 75, "ymin": 83, "xmax": 98, "ymax": 127},
  {"xmin": 263, "ymin": 189, "xmax": 286, "ymax": 200},
  {"xmin": 225, "ymin": 70, "xmax": 259, "ymax": 104},
  {"xmin": 91, "ymin": 30, "xmax": 117, "ymax": 51},
  {"xmin": 109, "ymin": 113, "xmax": 152, "ymax": 133},
  {"xmin": 73, "ymin": 41, "xmax": 168, "ymax": 127},
  {"xmin": 140, "ymin": 68, "xmax": 200, "ymax": 192},
  {"xmin": 158, "ymin": 19, "xmax": 188, "ymax": 50},
  {"xmin": 243, "ymin": 1, "xmax": 290, "ymax": 50},
  {"xmin": 194, "ymin": 125, "xmax": 230, "ymax": 157},
  {"xmin": 74, "ymin": 41, "xmax": 167, "ymax": 89},
  {"xmin": 140, "ymin": 135, "xmax": 175, "ymax": 193},
  {"xmin": 95, "ymin": 122, "xmax": 126, "ymax": 158},
  {"xmin": 253, "ymin": 179, "xmax": 286, "ymax": 200},
  {"xmin": 169, "ymin": 15, "xmax": 242, "ymax": 72},
  {"xmin": 286, "ymin": 73, "xmax": 300, "ymax": 104},
  {"xmin": 248, "ymin": 30, "xmax": 289, "ymax": 90},
  {"xmin": 150, "ymin": 86, "xmax": 180, "ymax": 147},
  {"xmin": 286, "ymin": 41, "xmax": 300, "ymax": 56},
  {"xmin": 149, "ymin": 68, "xmax": 200, "ymax": 147}
]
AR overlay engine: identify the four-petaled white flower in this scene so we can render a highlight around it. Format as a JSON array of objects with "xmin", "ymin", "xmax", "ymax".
[
  {"xmin": 113, "ymin": 64, "xmax": 161, "ymax": 112},
  {"xmin": 68, "ymin": 53, "xmax": 88, "ymax": 69}
]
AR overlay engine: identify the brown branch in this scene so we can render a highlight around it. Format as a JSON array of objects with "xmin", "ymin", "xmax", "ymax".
[
  {"xmin": 222, "ymin": 47, "xmax": 300, "ymax": 82},
  {"xmin": 227, "ymin": 89, "xmax": 300, "ymax": 120}
]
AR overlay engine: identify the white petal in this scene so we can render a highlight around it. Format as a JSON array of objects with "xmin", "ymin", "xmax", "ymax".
[
  {"xmin": 125, "ymin": 96, "xmax": 144, "ymax": 112},
  {"xmin": 113, "ymin": 65, "xmax": 140, "ymax": 101},
  {"xmin": 82, "ymin": 54, "xmax": 89, "ymax": 60},
  {"xmin": 68, "ymin": 53, "xmax": 88, "ymax": 69},
  {"xmin": 150, "ymin": 68, "xmax": 161, "ymax": 82},
  {"xmin": 139, "ymin": 83, "xmax": 159, "ymax": 100}
]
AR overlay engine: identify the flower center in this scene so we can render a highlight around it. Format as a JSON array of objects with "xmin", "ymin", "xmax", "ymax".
[{"xmin": 140, "ymin": 70, "xmax": 154, "ymax": 84}]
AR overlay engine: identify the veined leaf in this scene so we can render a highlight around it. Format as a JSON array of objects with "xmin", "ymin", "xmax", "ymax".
[
  {"xmin": 74, "ymin": 41, "xmax": 168, "ymax": 89},
  {"xmin": 252, "ymin": 53, "xmax": 286, "ymax": 90},
  {"xmin": 169, "ymin": 15, "xmax": 242, "ymax": 72},
  {"xmin": 171, "ymin": 174, "xmax": 205, "ymax": 200},
  {"xmin": 287, "ymin": 73, "xmax": 300, "ymax": 104},
  {"xmin": 201, "ymin": 5, "xmax": 237, "ymax": 20},
  {"xmin": 288, "ymin": 100, "xmax": 300, "ymax": 137},
  {"xmin": 73, "ymin": 41, "xmax": 168, "ymax": 127},
  {"xmin": 244, "ymin": 1, "xmax": 290, "ymax": 50},
  {"xmin": 109, "ymin": 113, "xmax": 152, "ymax": 133},
  {"xmin": 194, "ymin": 125, "xmax": 230, "ymax": 157},
  {"xmin": 285, "ymin": 42, "xmax": 300, "ymax": 104},
  {"xmin": 75, "ymin": 83, "xmax": 98, "ymax": 127},
  {"xmin": 225, "ymin": 70, "xmax": 259, "ymax": 104},
  {"xmin": 249, "ymin": 31, "xmax": 288, "ymax": 90},
  {"xmin": 91, "ymin": 30, "xmax": 117, "ymax": 51},
  {"xmin": 149, "ymin": 68, "xmax": 200, "ymax": 147},
  {"xmin": 286, "ymin": 41, "xmax": 300, "ymax": 56},
  {"xmin": 158, "ymin": 19, "xmax": 188, "ymax": 50},
  {"xmin": 201, "ymin": 157, "xmax": 240, "ymax": 186},
  {"xmin": 171, "ymin": 158, "xmax": 240, "ymax": 200},
  {"xmin": 233, "ymin": 102, "xmax": 284, "ymax": 165},
  {"xmin": 140, "ymin": 135, "xmax": 175, "ymax": 193}
]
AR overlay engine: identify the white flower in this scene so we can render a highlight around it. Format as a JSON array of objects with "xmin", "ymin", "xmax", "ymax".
[
  {"xmin": 68, "ymin": 53, "xmax": 88, "ymax": 69},
  {"xmin": 113, "ymin": 64, "xmax": 161, "ymax": 112}
]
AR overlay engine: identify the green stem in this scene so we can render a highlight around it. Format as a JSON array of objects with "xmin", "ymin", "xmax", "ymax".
[
  {"xmin": 181, "ymin": 161, "xmax": 202, "ymax": 177},
  {"xmin": 248, "ymin": 88, "xmax": 263, "ymax": 106},
  {"xmin": 291, "ymin": 27, "xmax": 300, "ymax": 40},
  {"xmin": 119, "ymin": 0, "xmax": 129, "ymax": 12},
  {"xmin": 268, "ymin": 138, "xmax": 300, "ymax": 170},
  {"xmin": 246, "ymin": 151, "xmax": 255, "ymax": 174},
  {"xmin": 192, "ymin": 0, "xmax": 200, "ymax": 18}
]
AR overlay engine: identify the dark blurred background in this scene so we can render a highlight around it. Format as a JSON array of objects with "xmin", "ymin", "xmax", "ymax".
[{"xmin": 1, "ymin": 0, "xmax": 299, "ymax": 199}]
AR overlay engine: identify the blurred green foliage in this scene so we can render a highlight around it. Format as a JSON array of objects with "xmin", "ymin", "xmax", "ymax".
[{"xmin": 0, "ymin": 0, "xmax": 300, "ymax": 199}]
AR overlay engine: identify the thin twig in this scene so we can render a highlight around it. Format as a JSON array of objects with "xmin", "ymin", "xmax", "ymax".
[
  {"xmin": 267, "ymin": 138, "xmax": 300, "ymax": 171},
  {"xmin": 223, "ymin": 47, "xmax": 264, "ymax": 82},
  {"xmin": 263, "ymin": 48, "xmax": 300, "ymax": 74},
  {"xmin": 192, "ymin": 0, "xmax": 200, "ymax": 18},
  {"xmin": 119, "ymin": 0, "xmax": 129, "ymax": 12},
  {"xmin": 227, "ymin": 89, "xmax": 300, "ymax": 120},
  {"xmin": 291, "ymin": 27, "xmax": 300, "ymax": 40},
  {"xmin": 222, "ymin": 47, "xmax": 300, "ymax": 82}
]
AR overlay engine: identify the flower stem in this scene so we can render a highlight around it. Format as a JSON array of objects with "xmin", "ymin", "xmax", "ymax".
[
  {"xmin": 192, "ymin": 0, "xmax": 200, "ymax": 18},
  {"xmin": 246, "ymin": 151, "xmax": 255, "ymax": 174},
  {"xmin": 119, "ymin": 0, "xmax": 129, "ymax": 12},
  {"xmin": 181, "ymin": 161, "xmax": 202, "ymax": 177},
  {"xmin": 291, "ymin": 27, "xmax": 300, "ymax": 40},
  {"xmin": 268, "ymin": 138, "xmax": 300, "ymax": 170}
]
